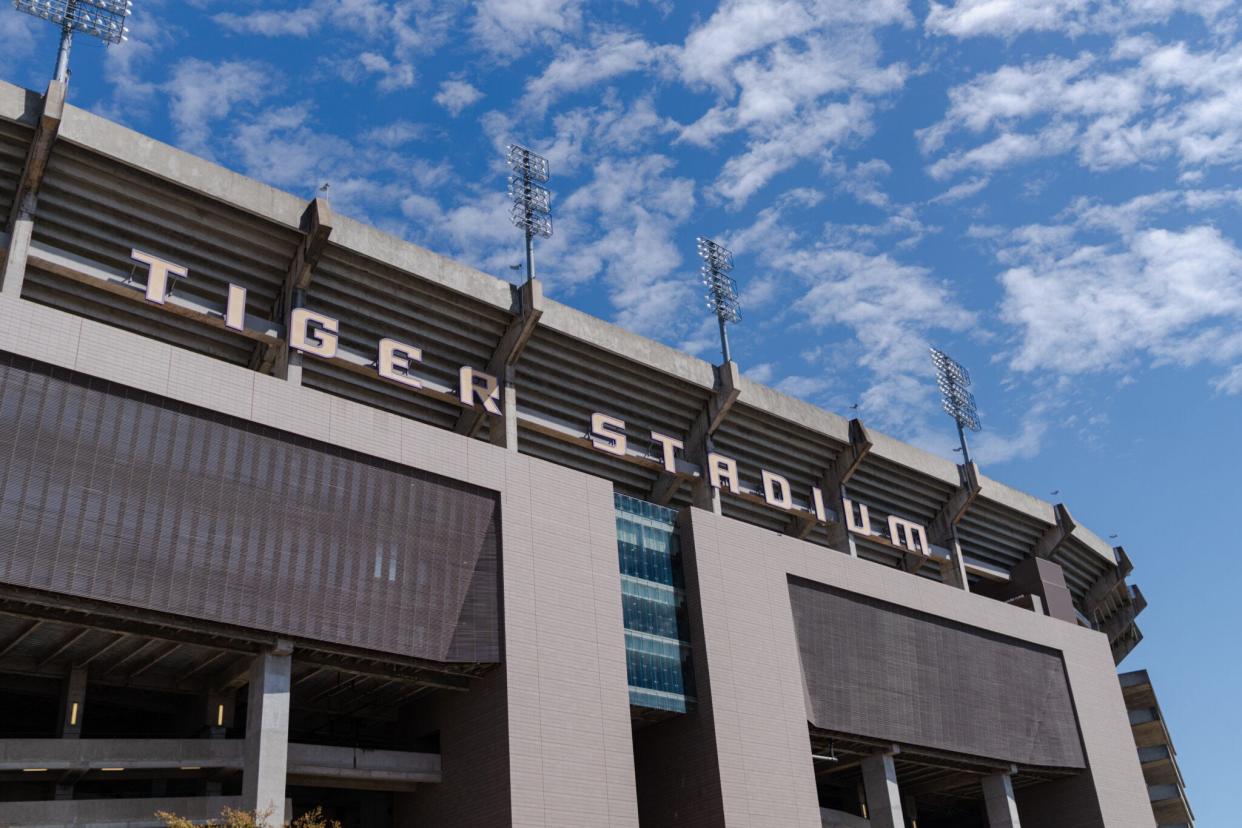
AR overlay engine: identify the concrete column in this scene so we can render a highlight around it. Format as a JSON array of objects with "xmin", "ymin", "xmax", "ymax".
[
  {"xmin": 861, "ymin": 753, "xmax": 904, "ymax": 828},
  {"xmin": 1, "ymin": 206, "xmax": 34, "ymax": 297},
  {"xmin": 242, "ymin": 643, "xmax": 292, "ymax": 826},
  {"xmin": 280, "ymin": 289, "xmax": 306, "ymax": 387},
  {"xmin": 54, "ymin": 668, "xmax": 85, "ymax": 802},
  {"xmin": 982, "ymin": 772, "xmax": 1021, "ymax": 828},
  {"xmin": 490, "ymin": 366, "xmax": 518, "ymax": 450},
  {"xmin": 58, "ymin": 666, "xmax": 87, "ymax": 738}
]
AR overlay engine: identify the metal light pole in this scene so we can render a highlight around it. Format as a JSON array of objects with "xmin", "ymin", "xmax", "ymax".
[
  {"xmin": 506, "ymin": 144, "xmax": 551, "ymax": 285},
  {"xmin": 698, "ymin": 237, "xmax": 740, "ymax": 364},
  {"xmin": 930, "ymin": 347, "xmax": 982, "ymax": 464},
  {"xmin": 12, "ymin": 0, "xmax": 133, "ymax": 82}
]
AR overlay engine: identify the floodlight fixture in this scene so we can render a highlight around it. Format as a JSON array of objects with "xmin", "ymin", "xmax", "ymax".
[
  {"xmin": 930, "ymin": 346, "xmax": 981, "ymax": 464},
  {"xmin": 506, "ymin": 143, "xmax": 551, "ymax": 284},
  {"xmin": 12, "ymin": 0, "xmax": 133, "ymax": 82},
  {"xmin": 698, "ymin": 236, "xmax": 740, "ymax": 363}
]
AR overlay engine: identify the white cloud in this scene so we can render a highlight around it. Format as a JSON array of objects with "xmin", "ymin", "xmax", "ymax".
[
  {"xmin": 1214, "ymin": 364, "xmax": 1242, "ymax": 394},
  {"xmin": 775, "ymin": 374, "xmax": 830, "ymax": 400},
  {"xmin": 925, "ymin": 0, "xmax": 1232, "ymax": 39},
  {"xmin": 1000, "ymin": 225, "xmax": 1242, "ymax": 374},
  {"xmin": 730, "ymin": 191, "xmax": 975, "ymax": 434},
  {"xmin": 164, "ymin": 59, "xmax": 273, "ymax": 158},
  {"xmin": 357, "ymin": 52, "xmax": 415, "ymax": 91},
  {"xmin": 746, "ymin": 362, "xmax": 776, "ymax": 383},
  {"xmin": 970, "ymin": 414, "xmax": 1048, "ymax": 464},
  {"xmin": 434, "ymin": 80, "xmax": 483, "ymax": 116},
  {"xmin": 215, "ymin": 7, "xmax": 324, "ymax": 37},
  {"xmin": 922, "ymin": 39, "xmax": 1242, "ymax": 180},
  {"xmin": 929, "ymin": 176, "xmax": 990, "ymax": 203},
  {"xmin": 715, "ymin": 97, "xmax": 873, "ymax": 207},
  {"xmin": 672, "ymin": 1, "xmax": 910, "ymax": 207},
  {"xmin": 361, "ymin": 120, "xmax": 426, "ymax": 147},
  {"xmin": 678, "ymin": 0, "xmax": 910, "ymax": 89},
  {"xmin": 229, "ymin": 103, "xmax": 354, "ymax": 189},
  {"xmin": 524, "ymin": 33, "xmax": 665, "ymax": 111},
  {"xmin": 472, "ymin": 0, "xmax": 582, "ymax": 53},
  {"xmin": 984, "ymin": 193, "xmax": 1242, "ymax": 393}
]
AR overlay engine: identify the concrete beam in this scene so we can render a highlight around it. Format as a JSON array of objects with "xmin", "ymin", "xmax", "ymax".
[
  {"xmin": 454, "ymin": 277, "xmax": 543, "ymax": 447},
  {"xmin": 0, "ymin": 619, "xmax": 41, "ymax": 658},
  {"xmin": 928, "ymin": 462, "xmax": 981, "ymax": 590},
  {"xmin": 982, "ymin": 771, "xmax": 1022, "ymax": 827},
  {"xmin": 650, "ymin": 360, "xmax": 740, "ymax": 507},
  {"xmin": 929, "ymin": 462, "xmax": 981, "ymax": 544},
  {"xmin": 1032, "ymin": 502, "xmax": 1076, "ymax": 560},
  {"xmin": 0, "ymin": 795, "xmax": 246, "ymax": 828},
  {"xmin": 0, "ymin": 739, "xmax": 441, "ymax": 789},
  {"xmin": 286, "ymin": 742, "xmax": 441, "ymax": 790},
  {"xmin": 252, "ymin": 197, "xmax": 334, "ymax": 382},
  {"xmin": 242, "ymin": 644, "xmax": 293, "ymax": 826},
  {"xmin": 806, "ymin": 418, "xmax": 872, "ymax": 548},
  {"xmin": 860, "ymin": 751, "xmax": 904, "ymax": 828},
  {"xmin": 2, "ymin": 80, "xmax": 65, "ymax": 299}
]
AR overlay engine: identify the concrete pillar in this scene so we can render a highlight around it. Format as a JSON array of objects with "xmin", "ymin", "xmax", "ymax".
[
  {"xmin": 54, "ymin": 667, "xmax": 84, "ymax": 803},
  {"xmin": 1, "ymin": 206, "xmax": 34, "ymax": 297},
  {"xmin": 58, "ymin": 666, "xmax": 87, "ymax": 738},
  {"xmin": 982, "ymin": 772, "xmax": 1021, "ymax": 828},
  {"xmin": 242, "ymin": 643, "xmax": 292, "ymax": 826},
  {"xmin": 861, "ymin": 752, "xmax": 904, "ymax": 828},
  {"xmin": 490, "ymin": 366, "xmax": 518, "ymax": 450},
  {"xmin": 280, "ymin": 289, "xmax": 306, "ymax": 387}
]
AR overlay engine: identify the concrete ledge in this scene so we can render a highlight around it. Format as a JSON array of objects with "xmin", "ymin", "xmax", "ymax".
[
  {"xmin": 0, "ymin": 739, "xmax": 242, "ymax": 771},
  {"xmin": 0, "ymin": 795, "xmax": 244, "ymax": 827},
  {"xmin": 287, "ymin": 743, "xmax": 441, "ymax": 790},
  {"xmin": 0, "ymin": 740, "xmax": 440, "ymax": 789}
]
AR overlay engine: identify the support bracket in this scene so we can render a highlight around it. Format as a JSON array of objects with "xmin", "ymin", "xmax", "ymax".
[
  {"xmin": 1032, "ymin": 502, "xmax": 1076, "ymax": 559},
  {"xmin": 650, "ymin": 360, "xmax": 739, "ymax": 506},
  {"xmin": 250, "ymin": 198, "xmax": 334, "ymax": 379},
  {"xmin": 454, "ymin": 277, "xmax": 543, "ymax": 440}
]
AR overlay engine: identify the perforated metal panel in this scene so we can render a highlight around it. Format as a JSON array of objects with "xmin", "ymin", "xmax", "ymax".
[
  {"xmin": 789, "ymin": 577, "xmax": 1086, "ymax": 769},
  {"xmin": 0, "ymin": 353, "xmax": 500, "ymax": 663}
]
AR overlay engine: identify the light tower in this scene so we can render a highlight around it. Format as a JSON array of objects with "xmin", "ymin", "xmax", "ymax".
[
  {"xmin": 12, "ymin": 1, "xmax": 132, "ymax": 82},
  {"xmin": 930, "ymin": 346, "xmax": 981, "ymax": 464},
  {"xmin": 698, "ymin": 236, "xmax": 740, "ymax": 363},
  {"xmin": 506, "ymin": 144, "xmax": 551, "ymax": 285}
]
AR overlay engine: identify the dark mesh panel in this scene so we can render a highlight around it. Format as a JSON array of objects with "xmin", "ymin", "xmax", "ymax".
[
  {"xmin": 789, "ymin": 577, "xmax": 1085, "ymax": 768},
  {"xmin": 0, "ymin": 353, "xmax": 500, "ymax": 663}
]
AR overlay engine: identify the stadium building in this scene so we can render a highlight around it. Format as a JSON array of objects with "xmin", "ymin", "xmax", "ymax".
[{"xmin": 0, "ymin": 78, "xmax": 1177, "ymax": 827}]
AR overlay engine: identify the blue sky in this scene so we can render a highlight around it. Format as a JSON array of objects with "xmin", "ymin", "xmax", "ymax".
[{"xmin": 3, "ymin": 0, "xmax": 1240, "ymax": 819}]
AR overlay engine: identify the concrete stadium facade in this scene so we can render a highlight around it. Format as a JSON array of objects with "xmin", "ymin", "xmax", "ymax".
[{"xmin": 0, "ymin": 78, "xmax": 1166, "ymax": 827}]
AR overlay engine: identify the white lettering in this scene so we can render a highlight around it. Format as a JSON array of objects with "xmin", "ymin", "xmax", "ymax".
[
  {"xmin": 130, "ymin": 249, "xmax": 187, "ymax": 305},
  {"xmin": 459, "ymin": 366, "xmax": 501, "ymax": 414},
  {"xmin": 289, "ymin": 308, "xmax": 339, "ymax": 359},
  {"xmin": 378, "ymin": 338, "xmax": 423, "ymax": 389},
  {"xmin": 591, "ymin": 413, "xmax": 627, "ymax": 456}
]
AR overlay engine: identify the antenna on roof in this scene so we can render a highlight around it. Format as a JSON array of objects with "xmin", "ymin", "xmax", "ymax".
[
  {"xmin": 13, "ymin": 0, "xmax": 133, "ymax": 83},
  {"xmin": 930, "ymin": 347, "xmax": 981, "ymax": 465},
  {"xmin": 506, "ymin": 144, "xmax": 551, "ymax": 285},
  {"xmin": 698, "ymin": 236, "xmax": 740, "ymax": 364}
]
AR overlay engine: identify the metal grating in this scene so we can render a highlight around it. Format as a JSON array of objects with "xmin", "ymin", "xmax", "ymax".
[
  {"xmin": 0, "ymin": 353, "xmax": 501, "ymax": 663},
  {"xmin": 791, "ymin": 577, "xmax": 1086, "ymax": 769}
]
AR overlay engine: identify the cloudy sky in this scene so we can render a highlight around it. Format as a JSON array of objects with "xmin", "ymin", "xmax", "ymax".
[{"xmin": 2, "ymin": 0, "xmax": 1239, "ymax": 818}]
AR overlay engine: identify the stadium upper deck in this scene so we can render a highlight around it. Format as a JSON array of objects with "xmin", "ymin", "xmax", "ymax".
[{"xmin": 0, "ymin": 78, "xmax": 1143, "ymax": 662}]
